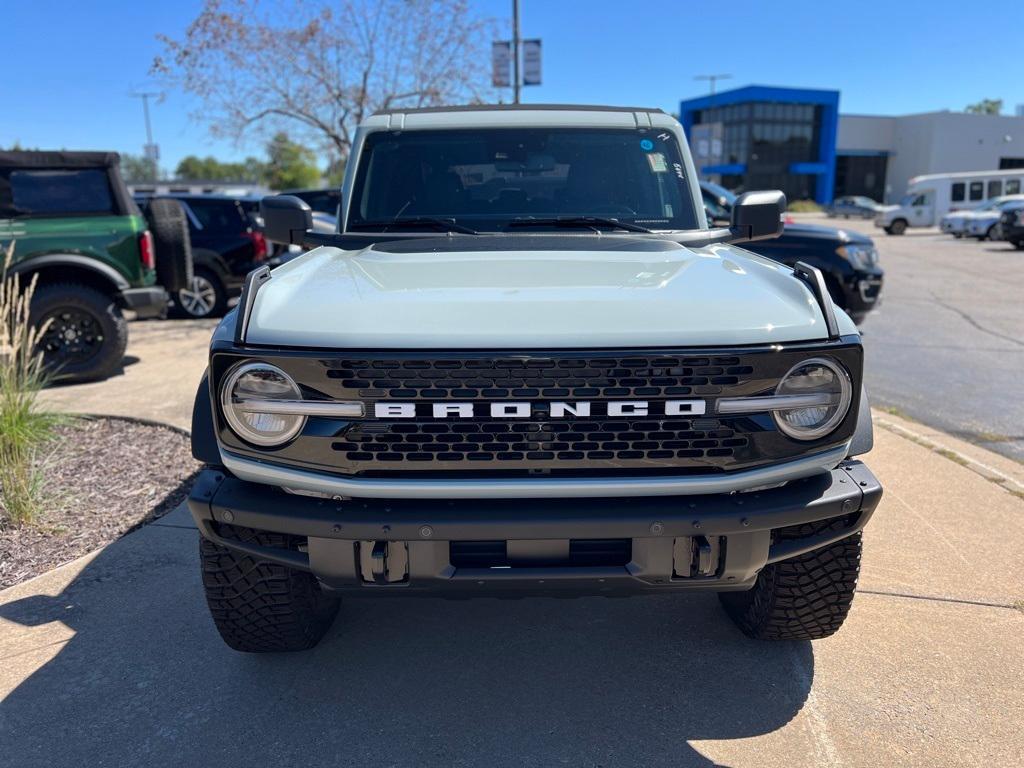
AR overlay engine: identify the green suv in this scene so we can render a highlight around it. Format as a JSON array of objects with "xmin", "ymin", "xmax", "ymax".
[{"xmin": 0, "ymin": 151, "xmax": 189, "ymax": 381}]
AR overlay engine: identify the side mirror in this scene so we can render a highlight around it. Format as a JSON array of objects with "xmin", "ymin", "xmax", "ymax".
[
  {"xmin": 260, "ymin": 195, "xmax": 313, "ymax": 245},
  {"xmin": 729, "ymin": 190, "xmax": 786, "ymax": 242}
]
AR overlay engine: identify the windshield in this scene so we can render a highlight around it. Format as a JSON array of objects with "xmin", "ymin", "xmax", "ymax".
[{"xmin": 347, "ymin": 128, "xmax": 700, "ymax": 232}]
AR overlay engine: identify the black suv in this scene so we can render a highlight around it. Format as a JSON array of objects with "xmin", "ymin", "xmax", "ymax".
[
  {"xmin": 278, "ymin": 188, "xmax": 340, "ymax": 216},
  {"xmin": 999, "ymin": 202, "xmax": 1024, "ymax": 249},
  {"xmin": 135, "ymin": 194, "xmax": 268, "ymax": 318},
  {"xmin": 701, "ymin": 181, "xmax": 884, "ymax": 324}
]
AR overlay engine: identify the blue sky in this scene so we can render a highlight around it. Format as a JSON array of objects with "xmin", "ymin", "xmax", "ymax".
[{"xmin": 2, "ymin": 0, "xmax": 1022, "ymax": 172}]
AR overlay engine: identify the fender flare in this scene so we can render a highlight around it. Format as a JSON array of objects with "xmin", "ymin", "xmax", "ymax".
[
  {"xmin": 191, "ymin": 370, "xmax": 222, "ymax": 466},
  {"xmin": 9, "ymin": 253, "xmax": 129, "ymax": 292},
  {"xmin": 847, "ymin": 384, "xmax": 874, "ymax": 457}
]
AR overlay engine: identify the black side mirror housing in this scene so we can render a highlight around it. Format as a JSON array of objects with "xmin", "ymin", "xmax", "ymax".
[
  {"xmin": 260, "ymin": 195, "xmax": 313, "ymax": 245},
  {"xmin": 729, "ymin": 190, "xmax": 786, "ymax": 242}
]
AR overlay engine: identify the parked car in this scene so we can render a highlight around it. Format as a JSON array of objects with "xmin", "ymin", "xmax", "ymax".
[
  {"xmin": 0, "ymin": 151, "xmax": 187, "ymax": 381},
  {"xmin": 188, "ymin": 104, "xmax": 882, "ymax": 653},
  {"xmin": 701, "ymin": 181, "xmax": 883, "ymax": 324},
  {"xmin": 827, "ymin": 196, "xmax": 880, "ymax": 219},
  {"xmin": 963, "ymin": 197, "xmax": 1024, "ymax": 240},
  {"xmin": 135, "ymin": 194, "xmax": 268, "ymax": 318},
  {"xmin": 998, "ymin": 202, "xmax": 1024, "ymax": 249},
  {"xmin": 278, "ymin": 187, "xmax": 341, "ymax": 216},
  {"xmin": 875, "ymin": 169, "xmax": 1024, "ymax": 234}
]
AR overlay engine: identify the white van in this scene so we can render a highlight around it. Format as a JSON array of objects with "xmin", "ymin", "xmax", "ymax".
[{"xmin": 874, "ymin": 169, "xmax": 1024, "ymax": 234}]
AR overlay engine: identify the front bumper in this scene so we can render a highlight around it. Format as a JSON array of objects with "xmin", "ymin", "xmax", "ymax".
[
  {"xmin": 188, "ymin": 461, "xmax": 882, "ymax": 596},
  {"xmin": 119, "ymin": 286, "xmax": 169, "ymax": 319}
]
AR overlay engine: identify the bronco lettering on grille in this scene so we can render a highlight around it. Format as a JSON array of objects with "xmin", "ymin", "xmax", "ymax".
[{"xmin": 372, "ymin": 400, "xmax": 707, "ymax": 419}]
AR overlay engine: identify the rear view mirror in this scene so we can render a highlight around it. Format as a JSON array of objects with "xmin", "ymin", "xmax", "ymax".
[
  {"xmin": 729, "ymin": 190, "xmax": 786, "ymax": 242},
  {"xmin": 260, "ymin": 195, "xmax": 312, "ymax": 245}
]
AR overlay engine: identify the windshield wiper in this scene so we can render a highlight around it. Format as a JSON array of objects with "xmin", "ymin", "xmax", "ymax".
[
  {"xmin": 349, "ymin": 216, "xmax": 478, "ymax": 235},
  {"xmin": 507, "ymin": 216, "xmax": 652, "ymax": 233}
]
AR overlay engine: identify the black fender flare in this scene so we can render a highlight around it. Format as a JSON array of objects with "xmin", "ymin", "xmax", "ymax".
[
  {"xmin": 191, "ymin": 370, "xmax": 222, "ymax": 466},
  {"xmin": 9, "ymin": 253, "xmax": 129, "ymax": 292},
  {"xmin": 847, "ymin": 385, "xmax": 874, "ymax": 457}
]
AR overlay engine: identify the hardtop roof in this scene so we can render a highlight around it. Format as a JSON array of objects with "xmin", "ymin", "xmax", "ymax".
[{"xmin": 0, "ymin": 150, "xmax": 121, "ymax": 169}]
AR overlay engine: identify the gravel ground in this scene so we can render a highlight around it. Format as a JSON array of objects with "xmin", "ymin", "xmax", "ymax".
[{"xmin": 0, "ymin": 417, "xmax": 199, "ymax": 589}]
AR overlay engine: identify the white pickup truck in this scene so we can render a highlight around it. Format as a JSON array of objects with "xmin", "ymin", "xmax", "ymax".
[{"xmin": 187, "ymin": 105, "xmax": 881, "ymax": 653}]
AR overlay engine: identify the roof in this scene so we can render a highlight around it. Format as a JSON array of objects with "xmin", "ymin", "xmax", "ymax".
[
  {"xmin": 372, "ymin": 103, "xmax": 665, "ymax": 117},
  {"xmin": 0, "ymin": 150, "xmax": 121, "ymax": 169}
]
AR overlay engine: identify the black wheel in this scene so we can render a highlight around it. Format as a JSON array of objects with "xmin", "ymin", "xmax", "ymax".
[
  {"xmin": 173, "ymin": 268, "xmax": 227, "ymax": 318},
  {"xmin": 30, "ymin": 283, "xmax": 128, "ymax": 382},
  {"xmin": 143, "ymin": 198, "xmax": 193, "ymax": 293},
  {"xmin": 199, "ymin": 525, "xmax": 339, "ymax": 653},
  {"xmin": 1013, "ymin": 239, "xmax": 1024, "ymax": 250},
  {"xmin": 719, "ymin": 519, "xmax": 862, "ymax": 640},
  {"xmin": 886, "ymin": 219, "xmax": 907, "ymax": 235},
  {"xmin": 986, "ymin": 223, "xmax": 1002, "ymax": 242}
]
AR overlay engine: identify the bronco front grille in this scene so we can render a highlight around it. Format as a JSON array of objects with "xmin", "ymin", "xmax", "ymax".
[
  {"xmin": 324, "ymin": 355, "xmax": 754, "ymax": 401},
  {"xmin": 211, "ymin": 344, "xmax": 863, "ymax": 477},
  {"xmin": 332, "ymin": 417, "xmax": 748, "ymax": 465}
]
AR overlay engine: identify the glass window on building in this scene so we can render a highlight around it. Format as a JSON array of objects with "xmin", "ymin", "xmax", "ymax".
[
  {"xmin": 951, "ymin": 182, "xmax": 965, "ymax": 202},
  {"xmin": 988, "ymin": 180, "xmax": 1003, "ymax": 198},
  {"xmin": 1006, "ymin": 180, "xmax": 1021, "ymax": 194},
  {"xmin": 969, "ymin": 181, "xmax": 984, "ymax": 201}
]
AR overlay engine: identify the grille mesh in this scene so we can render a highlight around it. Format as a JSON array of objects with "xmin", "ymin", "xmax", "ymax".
[
  {"xmin": 325, "ymin": 355, "xmax": 755, "ymax": 401},
  {"xmin": 333, "ymin": 418, "xmax": 748, "ymax": 465}
]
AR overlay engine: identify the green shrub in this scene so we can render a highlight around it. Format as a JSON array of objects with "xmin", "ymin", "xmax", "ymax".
[
  {"xmin": 0, "ymin": 242, "xmax": 61, "ymax": 525},
  {"xmin": 788, "ymin": 199, "xmax": 823, "ymax": 213}
]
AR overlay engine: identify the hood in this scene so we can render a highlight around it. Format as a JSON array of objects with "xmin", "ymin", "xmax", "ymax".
[
  {"xmin": 782, "ymin": 222, "xmax": 872, "ymax": 244},
  {"xmin": 246, "ymin": 235, "xmax": 851, "ymax": 348}
]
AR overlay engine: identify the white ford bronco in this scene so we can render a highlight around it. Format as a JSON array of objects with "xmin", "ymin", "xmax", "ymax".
[{"xmin": 188, "ymin": 105, "xmax": 881, "ymax": 652}]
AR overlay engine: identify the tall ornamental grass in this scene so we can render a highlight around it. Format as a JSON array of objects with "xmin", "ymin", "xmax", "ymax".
[{"xmin": 0, "ymin": 242, "xmax": 60, "ymax": 525}]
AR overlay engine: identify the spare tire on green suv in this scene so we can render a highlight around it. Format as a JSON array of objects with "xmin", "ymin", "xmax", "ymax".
[{"xmin": 0, "ymin": 151, "xmax": 183, "ymax": 382}]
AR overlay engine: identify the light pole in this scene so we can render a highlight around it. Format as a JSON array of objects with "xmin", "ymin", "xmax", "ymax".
[
  {"xmin": 695, "ymin": 73, "xmax": 732, "ymax": 101},
  {"xmin": 512, "ymin": 0, "xmax": 521, "ymax": 104},
  {"xmin": 130, "ymin": 91, "xmax": 161, "ymax": 177}
]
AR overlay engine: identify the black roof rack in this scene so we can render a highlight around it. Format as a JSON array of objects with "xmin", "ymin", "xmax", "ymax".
[{"xmin": 371, "ymin": 103, "xmax": 666, "ymax": 117}]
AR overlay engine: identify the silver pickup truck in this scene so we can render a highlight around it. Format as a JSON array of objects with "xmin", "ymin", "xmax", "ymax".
[{"xmin": 188, "ymin": 105, "xmax": 881, "ymax": 653}]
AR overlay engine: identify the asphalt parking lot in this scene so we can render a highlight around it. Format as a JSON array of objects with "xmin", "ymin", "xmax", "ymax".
[{"xmin": 830, "ymin": 217, "xmax": 1024, "ymax": 461}]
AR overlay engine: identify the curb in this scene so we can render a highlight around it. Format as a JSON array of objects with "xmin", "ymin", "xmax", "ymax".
[{"xmin": 874, "ymin": 416, "xmax": 1024, "ymax": 498}]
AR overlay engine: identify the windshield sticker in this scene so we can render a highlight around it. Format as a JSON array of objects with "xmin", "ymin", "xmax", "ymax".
[
  {"xmin": 647, "ymin": 152, "xmax": 668, "ymax": 173},
  {"xmin": 639, "ymin": 138, "xmax": 654, "ymax": 151},
  {"xmin": 673, "ymin": 162, "xmax": 685, "ymax": 180}
]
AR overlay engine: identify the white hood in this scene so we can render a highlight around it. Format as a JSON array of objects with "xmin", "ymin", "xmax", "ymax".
[{"xmin": 246, "ymin": 237, "xmax": 852, "ymax": 348}]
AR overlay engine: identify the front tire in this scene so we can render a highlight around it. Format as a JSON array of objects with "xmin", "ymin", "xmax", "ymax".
[
  {"xmin": 719, "ymin": 520, "xmax": 862, "ymax": 640},
  {"xmin": 199, "ymin": 525, "xmax": 339, "ymax": 653},
  {"xmin": 30, "ymin": 283, "xmax": 128, "ymax": 382}
]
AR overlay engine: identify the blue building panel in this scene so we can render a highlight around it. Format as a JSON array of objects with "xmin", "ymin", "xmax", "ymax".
[{"xmin": 679, "ymin": 85, "xmax": 841, "ymax": 205}]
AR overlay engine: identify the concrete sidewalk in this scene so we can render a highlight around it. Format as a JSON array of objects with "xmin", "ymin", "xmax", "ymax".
[
  {"xmin": 38, "ymin": 318, "xmax": 217, "ymax": 431},
  {"xmin": 1, "ymin": 412, "xmax": 1021, "ymax": 767}
]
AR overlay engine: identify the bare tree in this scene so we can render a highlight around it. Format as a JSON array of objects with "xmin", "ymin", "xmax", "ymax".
[{"xmin": 154, "ymin": 0, "xmax": 496, "ymax": 159}]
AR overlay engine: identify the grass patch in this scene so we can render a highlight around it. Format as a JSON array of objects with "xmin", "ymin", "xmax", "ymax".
[
  {"xmin": 935, "ymin": 448, "xmax": 971, "ymax": 467},
  {"xmin": 878, "ymin": 405, "xmax": 914, "ymax": 421},
  {"xmin": 973, "ymin": 431, "xmax": 1015, "ymax": 444},
  {"xmin": 1014, "ymin": 600, "xmax": 1024, "ymax": 615},
  {"xmin": 0, "ymin": 242, "xmax": 62, "ymax": 526},
  {"xmin": 788, "ymin": 199, "xmax": 823, "ymax": 213}
]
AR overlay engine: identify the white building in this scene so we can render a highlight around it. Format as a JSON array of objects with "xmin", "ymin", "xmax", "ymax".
[{"xmin": 837, "ymin": 111, "xmax": 1024, "ymax": 202}]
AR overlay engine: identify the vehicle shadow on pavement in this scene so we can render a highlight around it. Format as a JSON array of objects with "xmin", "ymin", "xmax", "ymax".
[{"xmin": 0, "ymin": 510, "xmax": 814, "ymax": 768}]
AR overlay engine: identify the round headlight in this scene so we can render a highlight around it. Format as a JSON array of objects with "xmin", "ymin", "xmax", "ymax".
[
  {"xmin": 773, "ymin": 358, "xmax": 853, "ymax": 440},
  {"xmin": 221, "ymin": 362, "xmax": 305, "ymax": 446}
]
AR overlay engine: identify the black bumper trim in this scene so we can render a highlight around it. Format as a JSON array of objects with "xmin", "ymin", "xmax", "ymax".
[
  {"xmin": 188, "ymin": 461, "xmax": 881, "ymax": 595},
  {"xmin": 119, "ymin": 286, "xmax": 169, "ymax": 318}
]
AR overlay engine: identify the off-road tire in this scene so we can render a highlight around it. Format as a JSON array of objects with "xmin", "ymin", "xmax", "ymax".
[
  {"xmin": 30, "ymin": 283, "xmax": 128, "ymax": 382},
  {"xmin": 719, "ymin": 519, "xmax": 862, "ymax": 640},
  {"xmin": 145, "ymin": 198, "xmax": 193, "ymax": 293},
  {"xmin": 199, "ymin": 525, "xmax": 340, "ymax": 653},
  {"xmin": 885, "ymin": 219, "xmax": 907, "ymax": 235},
  {"xmin": 1013, "ymin": 239, "xmax": 1024, "ymax": 250}
]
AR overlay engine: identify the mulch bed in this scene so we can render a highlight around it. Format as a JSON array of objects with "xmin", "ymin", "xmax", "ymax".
[{"xmin": 0, "ymin": 417, "xmax": 199, "ymax": 590}]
